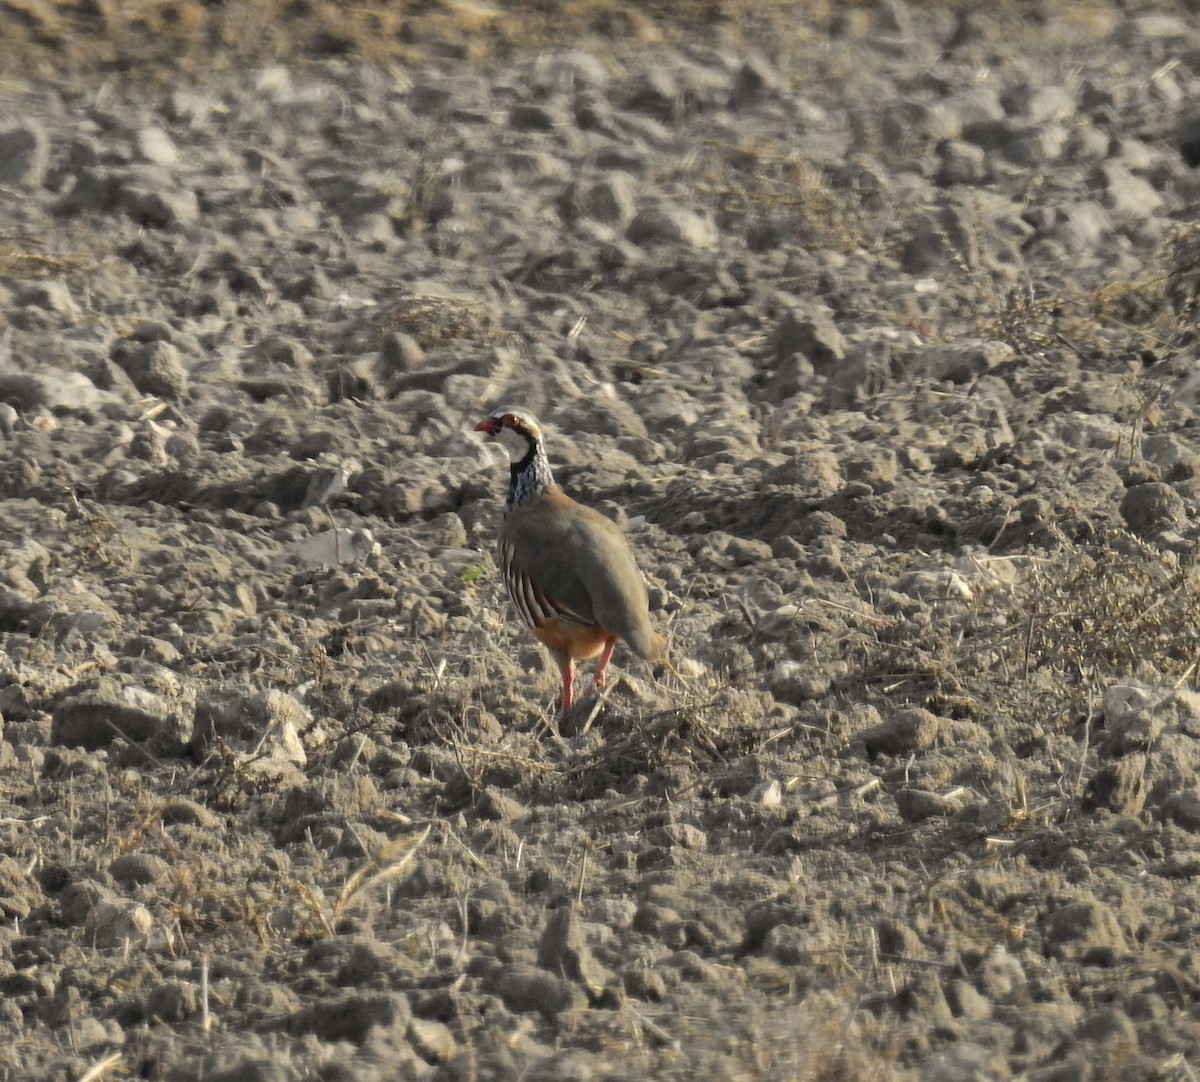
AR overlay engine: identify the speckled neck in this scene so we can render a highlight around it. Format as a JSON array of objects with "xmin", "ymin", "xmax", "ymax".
[{"xmin": 507, "ymin": 439, "xmax": 555, "ymax": 508}]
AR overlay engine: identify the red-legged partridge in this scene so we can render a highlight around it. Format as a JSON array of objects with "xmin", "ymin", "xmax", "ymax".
[{"xmin": 474, "ymin": 406, "xmax": 666, "ymax": 717}]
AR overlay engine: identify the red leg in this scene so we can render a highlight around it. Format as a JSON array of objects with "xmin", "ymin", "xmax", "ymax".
[
  {"xmin": 591, "ymin": 636, "xmax": 618, "ymax": 690},
  {"xmin": 557, "ymin": 655, "xmax": 576, "ymax": 717}
]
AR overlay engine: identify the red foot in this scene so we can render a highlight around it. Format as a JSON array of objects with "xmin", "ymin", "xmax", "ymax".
[{"xmin": 591, "ymin": 637, "xmax": 618, "ymax": 690}]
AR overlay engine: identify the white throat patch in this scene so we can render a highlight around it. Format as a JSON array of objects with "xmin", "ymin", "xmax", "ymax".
[{"xmin": 496, "ymin": 425, "xmax": 532, "ymax": 463}]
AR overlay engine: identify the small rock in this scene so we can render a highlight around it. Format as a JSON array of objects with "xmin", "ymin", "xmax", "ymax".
[
  {"xmin": 660, "ymin": 949, "xmax": 721, "ymax": 984},
  {"xmin": 475, "ymin": 787, "xmax": 526, "ymax": 822},
  {"xmin": 85, "ymin": 898, "xmax": 153, "ymax": 948},
  {"xmin": 893, "ymin": 787, "xmax": 968, "ymax": 822},
  {"xmin": 303, "ymin": 936, "xmax": 400, "ymax": 987},
  {"xmin": 1120, "ymin": 481, "xmax": 1187, "ymax": 536},
  {"xmin": 878, "ymin": 921, "xmax": 921, "ymax": 959},
  {"xmin": 51, "ymin": 680, "xmax": 177, "ymax": 750},
  {"xmin": 253, "ymin": 334, "xmax": 313, "ymax": 368},
  {"xmin": 327, "ymin": 358, "xmax": 383, "ymax": 401},
  {"xmin": 110, "ymin": 853, "xmax": 171, "ymax": 886},
  {"xmin": 288, "ymin": 992, "xmax": 411, "ymax": 1044},
  {"xmin": 861, "ymin": 707, "xmax": 941, "ymax": 756},
  {"xmin": 578, "ymin": 173, "xmax": 637, "ymax": 225},
  {"xmin": 530, "ymin": 49, "xmax": 610, "ymax": 91},
  {"xmin": 134, "ymin": 127, "xmax": 181, "ymax": 167},
  {"xmin": 1152, "ymin": 852, "xmax": 1200, "ymax": 878},
  {"xmin": 900, "ymin": 206, "xmax": 979, "ymax": 274},
  {"xmin": 32, "ymin": 369, "xmax": 112, "ymax": 413},
  {"xmin": 192, "ymin": 687, "xmax": 312, "ymax": 771},
  {"xmin": 936, "ymin": 139, "xmax": 987, "ymax": 186},
  {"xmin": 624, "ymin": 67, "xmax": 688, "ymax": 121},
  {"xmin": 1081, "ymin": 754, "xmax": 1147, "ymax": 816},
  {"xmin": 59, "ymin": 879, "xmax": 113, "ymax": 926},
  {"xmin": 53, "ymin": 166, "xmax": 120, "ymax": 216},
  {"xmin": 1050, "ymin": 201, "xmax": 1112, "ymax": 253},
  {"xmin": 1159, "ymin": 787, "xmax": 1200, "ymax": 831},
  {"xmin": 974, "ymin": 945, "xmax": 1027, "ymax": 1002},
  {"xmin": 894, "ymin": 567, "xmax": 973, "ymax": 601},
  {"xmin": 1099, "ymin": 699, "xmax": 1165, "ymax": 756},
  {"xmin": 144, "ymin": 979, "xmax": 197, "ymax": 1023},
  {"xmin": 15, "ymin": 280, "xmax": 75, "ymax": 314},
  {"xmin": 626, "ymin": 205, "xmax": 717, "ymax": 249},
  {"xmin": 844, "ymin": 447, "xmax": 900, "ymax": 492},
  {"xmin": 378, "ymin": 331, "xmax": 426, "ymax": 374},
  {"xmin": 1112, "ymin": 13, "xmax": 1189, "ymax": 44},
  {"xmin": 762, "ymin": 923, "xmax": 820, "ymax": 964},
  {"xmin": 281, "ymin": 527, "xmax": 381, "ymax": 568},
  {"xmin": 725, "ymin": 537, "xmax": 772, "ymax": 566},
  {"xmin": 493, "ymin": 963, "xmax": 586, "ymax": 1017},
  {"xmin": 0, "ymin": 121, "xmax": 49, "ymax": 186},
  {"xmin": 622, "ymin": 965, "xmax": 667, "ymax": 1001},
  {"xmin": 1040, "ymin": 897, "xmax": 1127, "ymax": 963},
  {"xmin": 1001, "ymin": 123, "xmax": 1068, "ymax": 167},
  {"xmin": 121, "ymin": 180, "xmax": 200, "ymax": 227},
  {"xmin": 407, "ymin": 1016, "xmax": 458, "ymax": 1064},
  {"xmin": 1075, "ymin": 1006, "xmax": 1138, "ymax": 1053},
  {"xmin": 922, "ymin": 339, "xmax": 1014, "ymax": 382},
  {"xmin": 1001, "ymin": 83, "xmax": 1075, "ymax": 123},
  {"xmin": 647, "ymin": 823, "xmax": 708, "ymax": 850},
  {"xmin": 923, "ymin": 1044, "xmax": 1007, "ymax": 1082},
  {"xmin": 881, "ymin": 100, "xmax": 959, "ymax": 146},
  {"xmin": 748, "ymin": 780, "xmax": 783, "ymax": 807},
  {"xmin": 159, "ymin": 798, "xmax": 221, "ymax": 829},
  {"xmin": 767, "ymin": 304, "xmax": 846, "ymax": 368},
  {"xmin": 536, "ymin": 905, "xmax": 616, "ymax": 1003},
  {"xmin": 1101, "ymin": 685, "xmax": 1153, "ymax": 724},
  {"xmin": 1096, "ymin": 161, "xmax": 1163, "ymax": 219},
  {"xmin": 590, "ymin": 895, "xmax": 638, "ymax": 930},
  {"xmin": 1149, "ymin": 691, "xmax": 1200, "ymax": 736},
  {"xmin": 729, "ymin": 55, "xmax": 780, "ymax": 108},
  {"xmin": 508, "ymin": 103, "xmax": 566, "ymax": 132},
  {"xmin": 125, "ymin": 635, "xmax": 183, "ymax": 664},
  {"xmin": 1026, "ymin": 1056, "xmax": 1091, "ymax": 1082},
  {"xmin": 111, "ymin": 339, "xmax": 189, "ymax": 401}
]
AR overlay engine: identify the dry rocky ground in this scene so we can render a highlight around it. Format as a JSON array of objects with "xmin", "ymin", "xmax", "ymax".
[{"xmin": 6, "ymin": 1, "xmax": 1200, "ymax": 1079}]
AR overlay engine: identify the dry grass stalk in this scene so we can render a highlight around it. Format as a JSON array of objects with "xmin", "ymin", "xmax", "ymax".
[{"xmin": 332, "ymin": 824, "xmax": 432, "ymax": 921}]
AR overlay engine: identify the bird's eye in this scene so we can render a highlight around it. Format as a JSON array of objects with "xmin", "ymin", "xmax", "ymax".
[{"xmin": 502, "ymin": 414, "xmax": 518, "ymax": 427}]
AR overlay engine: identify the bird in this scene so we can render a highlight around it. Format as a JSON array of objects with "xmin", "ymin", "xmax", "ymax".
[{"xmin": 474, "ymin": 406, "xmax": 666, "ymax": 718}]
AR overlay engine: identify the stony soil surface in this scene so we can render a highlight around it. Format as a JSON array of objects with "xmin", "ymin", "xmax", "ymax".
[{"xmin": 6, "ymin": 2, "xmax": 1200, "ymax": 1079}]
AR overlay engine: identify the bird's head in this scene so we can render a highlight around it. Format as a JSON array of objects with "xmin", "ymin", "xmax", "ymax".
[{"xmin": 474, "ymin": 407, "xmax": 544, "ymax": 463}]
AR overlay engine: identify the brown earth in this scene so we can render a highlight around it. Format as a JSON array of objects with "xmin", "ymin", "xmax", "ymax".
[{"xmin": 4, "ymin": 1, "xmax": 1200, "ymax": 1080}]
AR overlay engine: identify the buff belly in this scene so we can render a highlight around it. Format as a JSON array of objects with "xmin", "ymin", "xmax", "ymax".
[{"xmin": 531, "ymin": 615, "xmax": 612, "ymax": 661}]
